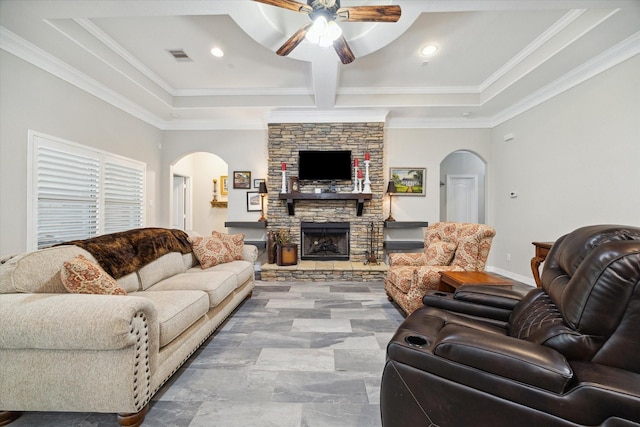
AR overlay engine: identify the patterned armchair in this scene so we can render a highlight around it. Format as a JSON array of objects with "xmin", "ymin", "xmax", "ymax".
[{"xmin": 384, "ymin": 222, "xmax": 496, "ymax": 314}]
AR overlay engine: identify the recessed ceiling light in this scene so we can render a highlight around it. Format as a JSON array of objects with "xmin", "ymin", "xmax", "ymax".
[
  {"xmin": 420, "ymin": 44, "xmax": 438, "ymax": 57},
  {"xmin": 210, "ymin": 47, "xmax": 224, "ymax": 58}
]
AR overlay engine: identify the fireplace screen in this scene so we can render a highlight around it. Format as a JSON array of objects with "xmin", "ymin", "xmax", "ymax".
[{"xmin": 300, "ymin": 222, "xmax": 350, "ymax": 261}]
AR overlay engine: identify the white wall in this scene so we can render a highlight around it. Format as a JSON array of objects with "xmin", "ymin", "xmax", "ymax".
[
  {"xmin": 489, "ymin": 55, "xmax": 640, "ymax": 281},
  {"xmin": 384, "ymin": 128, "xmax": 493, "ymax": 241},
  {"xmin": 0, "ymin": 52, "xmax": 163, "ymax": 256}
]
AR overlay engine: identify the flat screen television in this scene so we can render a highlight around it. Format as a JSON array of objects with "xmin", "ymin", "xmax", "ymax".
[{"xmin": 298, "ymin": 150, "xmax": 352, "ymax": 181}]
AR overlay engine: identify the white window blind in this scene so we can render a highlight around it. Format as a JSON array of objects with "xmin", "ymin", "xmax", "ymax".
[
  {"xmin": 104, "ymin": 161, "xmax": 144, "ymax": 234},
  {"xmin": 29, "ymin": 132, "xmax": 145, "ymax": 250}
]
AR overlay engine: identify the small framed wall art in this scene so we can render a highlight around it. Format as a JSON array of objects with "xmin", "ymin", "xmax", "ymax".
[
  {"xmin": 220, "ymin": 176, "xmax": 228, "ymax": 195},
  {"xmin": 389, "ymin": 167, "xmax": 426, "ymax": 196},
  {"xmin": 233, "ymin": 171, "xmax": 251, "ymax": 189},
  {"xmin": 246, "ymin": 191, "xmax": 261, "ymax": 211},
  {"xmin": 253, "ymin": 178, "xmax": 265, "ymax": 189}
]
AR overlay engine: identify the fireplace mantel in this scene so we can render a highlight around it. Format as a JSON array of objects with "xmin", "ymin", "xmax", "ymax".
[{"xmin": 278, "ymin": 193, "xmax": 373, "ymax": 216}]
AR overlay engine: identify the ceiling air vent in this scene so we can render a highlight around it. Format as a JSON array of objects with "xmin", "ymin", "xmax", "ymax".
[{"xmin": 167, "ymin": 49, "xmax": 191, "ymax": 62}]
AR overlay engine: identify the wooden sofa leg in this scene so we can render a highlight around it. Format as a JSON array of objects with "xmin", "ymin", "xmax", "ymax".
[
  {"xmin": 0, "ymin": 411, "xmax": 21, "ymax": 426},
  {"xmin": 117, "ymin": 404, "xmax": 148, "ymax": 427}
]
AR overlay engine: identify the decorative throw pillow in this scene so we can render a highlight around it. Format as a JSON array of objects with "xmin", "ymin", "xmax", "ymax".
[
  {"xmin": 60, "ymin": 255, "xmax": 127, "ymax": 295},
  {"xmin": 189, "ymin": 232, "xmax": 245, "ymax": 269},
  {"xmin": 424, "ymin": 240, "xmax": 458, "ymax": 266}
]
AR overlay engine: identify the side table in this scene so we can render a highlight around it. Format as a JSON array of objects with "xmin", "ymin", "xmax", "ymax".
[
  {"xmin": 531, "ymin": 242, "xmax": 553, "ymax": 288},
  {"xmin": 439, "ymin": 271, "xmax": 513, "ymax": 292}
]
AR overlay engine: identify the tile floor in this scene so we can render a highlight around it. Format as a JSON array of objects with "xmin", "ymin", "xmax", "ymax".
[{"xmin": 10, "ymin": 280, "xmax": 406, "ymax": 427}]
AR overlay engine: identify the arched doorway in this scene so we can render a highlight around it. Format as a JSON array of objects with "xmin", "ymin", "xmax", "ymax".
[
  {"xmin": 439, "ymin": 150, "xmax": 486, "ymax": 223},
  {"xmin": 171, "ymin": 152, "xmax": 228, "ymax": 234}
]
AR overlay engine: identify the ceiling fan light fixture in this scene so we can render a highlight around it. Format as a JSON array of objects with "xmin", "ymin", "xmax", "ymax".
[{"xmin": 306, "ymin": 16, "xmax": 342, "ymax": 46}]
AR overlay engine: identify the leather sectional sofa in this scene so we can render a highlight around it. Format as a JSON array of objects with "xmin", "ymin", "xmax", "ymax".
[{"xmin": 0, "ymin": 227, "xmax": 257, "ymax": 426}]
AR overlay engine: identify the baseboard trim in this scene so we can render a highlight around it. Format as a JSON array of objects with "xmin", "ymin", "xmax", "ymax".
[{"xmin": 486, "ymin": 266, "xmax": 536, "ymax": 288}]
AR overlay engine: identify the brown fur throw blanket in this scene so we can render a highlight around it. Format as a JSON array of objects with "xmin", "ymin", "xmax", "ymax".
[{"xmin": 59, "ymin": 228, "xmax": 192, "ymax": 279}]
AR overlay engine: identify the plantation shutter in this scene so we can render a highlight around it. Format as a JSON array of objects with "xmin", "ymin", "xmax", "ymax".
[
  {"xmin": 29, "ymin": 132, "xmax": 146, "ymax": 250},
  {"xmin": 35, "ymin": 144, "xmax": 100, "ymax": 248},
  {"xmin": 104, "ymin": 160, "xmax": 145, "ymax": 234}
]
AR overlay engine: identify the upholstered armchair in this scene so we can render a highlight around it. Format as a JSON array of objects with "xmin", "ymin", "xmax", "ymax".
[
  {"xmin": 384, "ymin": 222, "xmax": 496, "ymax": 314},
  {"xmin": 381, "ymin": 225, "xmax": 640, "ymax": 427}
]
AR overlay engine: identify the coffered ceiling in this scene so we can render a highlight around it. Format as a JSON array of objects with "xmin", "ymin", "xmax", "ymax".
[{"xmin": 1, "ymin": 0, "xmax": 639, "ymax": 129}]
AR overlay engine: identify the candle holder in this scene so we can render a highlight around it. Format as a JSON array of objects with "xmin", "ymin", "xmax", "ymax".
[
  {"xmin": 352, "ymin": 166, "xmax": 359, "ymax": 193},
  {"xmin": 363, "ymin": 160, "xmax": 372, "ymax": 194},
  {"xmin": 281, "ymin": 170, "xmax": 287, "ymax": 193}
]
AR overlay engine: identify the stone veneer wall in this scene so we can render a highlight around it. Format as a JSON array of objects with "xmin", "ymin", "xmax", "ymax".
[{"xmin": 267, "ymin": 122, "xmax": 385, "ymax": 262}]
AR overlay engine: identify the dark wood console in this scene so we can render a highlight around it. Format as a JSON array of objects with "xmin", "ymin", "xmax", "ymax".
[{"xmin": 278, "ymin": 193, "xmax": 372, "ymax": 216}]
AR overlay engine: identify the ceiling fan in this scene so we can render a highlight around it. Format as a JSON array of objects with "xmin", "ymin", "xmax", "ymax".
[{"xmin": 254, "ymin": 0, "xmax": 401, "ymax": 64}]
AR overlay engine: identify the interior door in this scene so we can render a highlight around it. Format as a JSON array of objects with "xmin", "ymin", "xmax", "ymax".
[
  {"xmin": 172, "ymin": 175, "xmax": 187, "ymax": 230},
  {"xmin": 446, "ymin": 174, "xmax": 479, "ymax": 223}
]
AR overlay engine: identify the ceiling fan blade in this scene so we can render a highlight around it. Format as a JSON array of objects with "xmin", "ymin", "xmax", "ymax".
[
  {"xmin": 336, "ymin": 5, "xmax": 401, "ymax": 22},
  {"xmin": 253, "ymin": 0, "xmax": 312, "ymax": 14},
  {"xmin": 333, "ymin": 35, "xmax": 355, "ymax": 64},
  {"xmin": 276, "ymin": 23, "xmax": 312, "ymax": 57}
]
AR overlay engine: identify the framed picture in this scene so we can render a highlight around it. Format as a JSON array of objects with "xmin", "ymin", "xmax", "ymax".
[
  {"xmin": 390, "ymin": 167, "xmax": 426, "ymax": 196},
  {"xmin": 253, "ymin": 178, "xmax": 265, "ymax": 189},
  {"xmin": 246, "ymin": 191, "xmax": 262, "ymax": 211},
  {"xmin": 233, "ymin": 171, "xmax": 251, "ymax": 189},
  {"xmin": 220, "ymin": 176, "xmax": 228, "ymax": 195}
]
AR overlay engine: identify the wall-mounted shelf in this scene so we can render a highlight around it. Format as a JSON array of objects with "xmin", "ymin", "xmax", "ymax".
[
  {"xmin": 384, "ymin": 221, "xmax": 429, "ymax": 228},
  {"xmin": 383, "ymin": 241, "xmax": 424, "ymax": 250},
  {"xmin": 224, "ymin": 221, "xmax": 267, "ymax": 228},
  {"xmin": 383, "ymin": 221, "xmax": 428, "ymax": 250},
  {"xmin": 278, "ymin": 193, "xmax": 372, "ymax": 216},
  {"xmin": 210, "ymin": 201, "xmax": 228, "ymax": 208}
]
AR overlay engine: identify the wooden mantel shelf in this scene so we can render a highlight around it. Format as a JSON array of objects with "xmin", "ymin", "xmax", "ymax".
[{"xmin": 278, "ymin": 192, "xmax": 373, "ymax": 216}]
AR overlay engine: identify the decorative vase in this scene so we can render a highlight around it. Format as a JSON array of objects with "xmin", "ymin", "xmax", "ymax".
[
  {"xmin": 276, "ymin": 243, "xmax": 298, "ymax": 266},
  {"xmin": 267, "ymin": 231, "xmax": 276, "ymax": 264}
]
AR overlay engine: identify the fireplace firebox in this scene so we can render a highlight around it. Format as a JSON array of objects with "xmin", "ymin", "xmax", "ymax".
[{"xmin": 300, "ymin": 222, "xmax": 350, "ymax": 261}]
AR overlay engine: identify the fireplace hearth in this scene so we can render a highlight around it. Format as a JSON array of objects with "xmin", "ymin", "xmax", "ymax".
[{"xmin": 301, "ymin": 222, "xmax": 350, "ymax": 261}]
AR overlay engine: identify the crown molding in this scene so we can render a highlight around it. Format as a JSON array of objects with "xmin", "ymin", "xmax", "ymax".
[
  {"xmin": 490, "ymin": 29, "xmax": 640, "ymax": 126},
  {"xmin": 267, "ymin": 109, "xmax": 390, "ymax": 124},
  {"xmin": 0, "ymin": 26, "xmax": 166, "ymax": 129}
]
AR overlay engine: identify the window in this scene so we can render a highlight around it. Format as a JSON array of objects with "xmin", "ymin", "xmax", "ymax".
[{"xmin": 28, "ymin": 131, "xmax": 145, "ymax": 250}]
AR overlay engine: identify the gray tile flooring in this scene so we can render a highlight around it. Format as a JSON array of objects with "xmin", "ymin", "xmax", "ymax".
[{"xmin": 10, "ymin": 280, "xmax": 406, "ymax": 426}]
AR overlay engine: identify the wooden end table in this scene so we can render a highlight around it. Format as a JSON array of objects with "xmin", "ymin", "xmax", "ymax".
[
  {"xmin": 439, "ymin": 271, "xmax": 513, "ymax": 292},
  {"xmin": 531, "ymin": 241, "xmax": 553, "ymax": 288}
]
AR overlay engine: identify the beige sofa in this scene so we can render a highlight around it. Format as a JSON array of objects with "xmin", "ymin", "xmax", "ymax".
[{"xmin": 0, "ymin": 228, "xmax": 257, "ymax": 426}]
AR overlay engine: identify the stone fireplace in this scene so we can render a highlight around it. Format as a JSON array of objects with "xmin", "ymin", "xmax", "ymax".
[
  {"xmin": 266, "ymin": 122, "xmax": 385, "ymax": 263},
  {"xmin": 301, "ymin": 222, "xmax": 350, "ymax": 261}
]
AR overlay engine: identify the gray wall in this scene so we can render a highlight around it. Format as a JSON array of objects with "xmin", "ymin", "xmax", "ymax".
[{"xmin": 2, "ymin": 51, "xmax": 639, "ymax": 286}]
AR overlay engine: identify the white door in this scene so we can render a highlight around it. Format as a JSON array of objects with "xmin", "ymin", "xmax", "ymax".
[
  {"xmin": 446, "ymin": 174, "xmax": 479, "ymax": 223},
  {"xmin": 172, "ymin": 175, "xmax": 188, "ymax": 230}
]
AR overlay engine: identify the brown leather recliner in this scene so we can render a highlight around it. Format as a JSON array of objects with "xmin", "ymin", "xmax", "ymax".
[{"xmin": 381, "ymin": 225, "xmax": 640, "ymax": 427}]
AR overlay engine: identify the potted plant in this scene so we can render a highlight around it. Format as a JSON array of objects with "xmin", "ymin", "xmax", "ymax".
[{"xmin": 272, "ymin": 228, "xmax": 297, "ymax": 266}]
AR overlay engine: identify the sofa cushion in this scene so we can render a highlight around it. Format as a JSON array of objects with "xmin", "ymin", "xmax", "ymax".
[
  {"xmin": 132, "ymin": 290, "xmax": 209, "ymax": 348},
  {"xmin": 137, "ymin": 252, "xmax": 185, "ymax": 291},
  {"xmin": 0, "ymin": 245, "xmax": 96, "ymax": 294},
  {"xmin": 116, "ymin": 271, "xmax": 141, "ymax": 293},
  {"xmin": 189, "ymin": 232, "xmax": 245, "ymax": 269},
  {"xmin": 424, "ymin": 241, "xmax": 457, "ymax": 266},
  {"xmin": 149, "ymin": 271, "xmax": 238, "ymax": 308},
  {"xmin": 201, "ymin": 260, "xmax": 254, "ymax": 289},
  {"xmin": 60, "ymin": 255, "xmax": 127, "ymax": 295}
]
